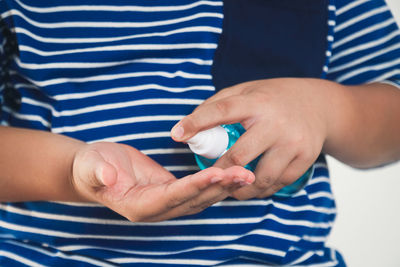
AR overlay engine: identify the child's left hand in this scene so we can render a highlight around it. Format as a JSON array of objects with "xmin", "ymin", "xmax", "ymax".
[{"xmin": 172, "ymin": 78, "xmax": 339, "ymax": 200}]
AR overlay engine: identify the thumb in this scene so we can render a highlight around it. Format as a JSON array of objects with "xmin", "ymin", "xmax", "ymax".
[
  {"xmin": 75, "ymin": 150, "xmax": 117, "ymax": 188},
  {"xmin": 95, "ymin": 160, "xmax": 118, "ymax": 187}
]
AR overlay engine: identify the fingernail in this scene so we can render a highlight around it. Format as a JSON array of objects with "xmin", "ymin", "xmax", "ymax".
[
  {"xmin": 234, "ymin": 178, "xmax": 245, "ymax": 183},
  {"xmin": 171, "ymin": 123, "xmax": 184, "ymax": 140},
  {"xmin": 234, "ymin": 177, "xmax": 253, "ymax": 186},
  {"xmin": 245, "ymin": 172, "xmax": 255, "ymax": 184},
  {"xmin": 211, "ymin": 176, "xmax": 223, "ymax": 183}
]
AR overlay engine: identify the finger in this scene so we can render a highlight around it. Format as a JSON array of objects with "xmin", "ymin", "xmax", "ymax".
[
  {"xmin": 159, "ymin": 167, "xmax": 236, "ymax": 210},
  {"xmin": 148, "ymin": 185, "xmax": 232, "ymax": 222},
  {"xmin": 171, "ymin": 95, "xmax": 255, "ymax": 141},
  {"xmin": 143, "ymin": 166, "xmax": 254, "ymax": 221},
  {"xmin": 125, "ymin": 167, "xmax": 225, "ymax": 221},
  {"xmin": 147, "ymin": 167, "xmax": 254, "ymax": 221},
  {"xmin": 235, "ymin": 156, "xmax": 314, "ymax": 199},
  {"xmin": 254, "ymin": 146, "xmax": 298, "ymax": 198},
  {"xmin": 165, "ymin": 166, "xmax": 254, "ymax": 204},
  {"xmin": 230, "ymin": 146, "xmax": 296, "ymax": 200},
  {"xmin": 213, "ymin": 122, "xmax": 276, "ymax": 169},
  {"xmin": 198, "ymin": 84, "xmax": 244, "ymax": 107},
  {"xmin": 272, "ymin": 156, "xmax": 314, "ymax": 192},
  {"xmin": 96, "ymin": 161, "xmax": 118, "ymax": 187},
  {"xmin": 75, "ymin": 150, "xmax": 117, "ymax": 188},
  {"xmin": 219, "ymin": 165, "xmax": 255, "ymax": 186}
]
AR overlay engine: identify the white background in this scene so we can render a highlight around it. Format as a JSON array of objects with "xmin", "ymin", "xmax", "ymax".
[{"xmin": 326, "ymin": 1, "xmax": 400, "ymax": 266}]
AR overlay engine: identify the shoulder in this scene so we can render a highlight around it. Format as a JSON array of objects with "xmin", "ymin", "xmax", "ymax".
[{"xmin": 327, "ymin": 0, "xmax": 400, "ymax": 85}]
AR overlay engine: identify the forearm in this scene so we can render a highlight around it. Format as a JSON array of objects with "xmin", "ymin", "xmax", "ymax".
[
  {"xmin": 322, "ymin": 81, "xmax": 400, "ymax": 168},
  {"xmin": 0, "ymin": 126, "xmax": 88, "ymax": 202}
]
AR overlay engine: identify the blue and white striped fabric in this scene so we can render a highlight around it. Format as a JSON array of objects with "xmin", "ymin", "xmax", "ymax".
[
  {"xmin": 327, "ymin": 0, "xmax": 400, "ymax": 86},
  {"xmin": 0, "ymin": 0, "xmax": 398, "ymax": 266}
]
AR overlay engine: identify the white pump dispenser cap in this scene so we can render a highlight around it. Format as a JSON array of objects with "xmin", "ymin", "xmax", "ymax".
[{"xmin": 187, "ymin": 126, "xmax": 229, "ymax": 159}]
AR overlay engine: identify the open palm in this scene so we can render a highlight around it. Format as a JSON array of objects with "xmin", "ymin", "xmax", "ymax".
[{"xmin": 72, "ymin": 142, "xmax": 254, "ymax": 222}]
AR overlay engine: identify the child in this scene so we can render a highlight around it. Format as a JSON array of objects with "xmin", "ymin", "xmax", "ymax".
[{"xmin": 0, "ymin": 0, "xmax": 399, "ymax": 266}]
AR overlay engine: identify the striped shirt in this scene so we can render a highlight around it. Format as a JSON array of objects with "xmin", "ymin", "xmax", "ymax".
[{"xmin": 0, "ymin": 0, "xmax": 399, "ymax": 266}]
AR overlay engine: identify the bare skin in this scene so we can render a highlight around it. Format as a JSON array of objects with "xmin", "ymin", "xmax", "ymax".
[
  {"xmin": 72, "ymin": 142, "xmax": 254, "ymax": 222},
  {"xmin": 171, "ymin": 78, "xmax": 400, "ymax": 200},
  {"xmin": 0, "ymin": 126, "xmax": 254, "ymax": 222},
  {"xmin": 1, "ymin": 78, "xmax": 399, "ymax": 220}
]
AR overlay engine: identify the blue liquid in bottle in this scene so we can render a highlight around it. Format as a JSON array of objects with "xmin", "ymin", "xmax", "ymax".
[{"xmin": 193, "ymin": 123, "xmax": 314, "ymax": 197}]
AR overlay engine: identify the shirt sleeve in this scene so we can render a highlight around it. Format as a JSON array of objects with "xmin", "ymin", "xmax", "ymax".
[
  {"xmin": 326, "ymin": 0, "xmax": 400, "ymax": 88},
  {"xmin": 0, "ymin": 15, "xmax": 19, "ymax": 122},
  {"xmin": 0, "ymin": 20, "xmax": 5, "ymax": 115}
]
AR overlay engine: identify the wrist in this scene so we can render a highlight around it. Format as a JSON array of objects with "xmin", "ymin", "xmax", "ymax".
[
  {"xmin": 320, "ymin": 81, "xmax": 356, "ymax": 153},
  {"xmin": 68, "ymin": 142, "xmax": 94, "ymax": 202},
  {"xmin": 321, "ymin": 82, "xmax": 400, "ymax": 168},
  {"xmin": 43, "ymin": 132, "xmax": 90, "ymax": 202}
]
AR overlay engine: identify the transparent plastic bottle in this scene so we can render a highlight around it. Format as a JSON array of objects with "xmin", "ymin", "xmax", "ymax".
[{"xmin": 187, "ymin": 123, "xmax": 314, "ymax": 197}]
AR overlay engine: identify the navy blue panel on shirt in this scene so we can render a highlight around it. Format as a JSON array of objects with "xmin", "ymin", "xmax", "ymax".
[{"xmin": 212, "ymin": 0, "xmax": 329, "ymax": 90}]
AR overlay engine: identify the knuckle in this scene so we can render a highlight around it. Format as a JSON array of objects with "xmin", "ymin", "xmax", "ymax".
[
  {"xmin": 184, "ymin": 114, "xmax": 200, "ymax": 132},
  {"xmin": 289, "ymin": 133, "xmax": 306, "ymax": 147},
  {"xmin": 215, "ymin": 99, "xmax": 233, "ymax": 117},
  {"xmin": 256, "ymin": 175, "xmax": 275, "ymax": 189},
  {"xmin": 227, "ymin": 150, "xmax": 246, "ymax": 167}
]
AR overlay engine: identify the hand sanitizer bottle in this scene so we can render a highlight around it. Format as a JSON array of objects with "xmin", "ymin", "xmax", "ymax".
[{"xmin": 187, "ymin": 123, "xmax": 313, "ymax": 197}]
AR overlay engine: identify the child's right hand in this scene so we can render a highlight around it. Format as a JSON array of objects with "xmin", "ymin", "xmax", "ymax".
[{"xmin": 71, "ymin": 142, "xmax": 254, "ymax": 222}]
